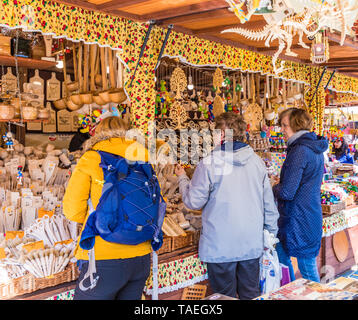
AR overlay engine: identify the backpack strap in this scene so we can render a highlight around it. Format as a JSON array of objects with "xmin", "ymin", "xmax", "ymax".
[{"xmin": 78, "ymin": 198, "xmax": 100, "ymax": 292}]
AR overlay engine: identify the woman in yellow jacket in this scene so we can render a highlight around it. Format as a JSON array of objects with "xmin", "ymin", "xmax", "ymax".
[{"xmin": 63, "ymin": 116, "xmax": 152, "ymax": 300}]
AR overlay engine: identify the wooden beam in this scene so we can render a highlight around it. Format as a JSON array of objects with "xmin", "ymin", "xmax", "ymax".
[
  {"xmin": 323, "ymin": 61, "xmax": 358, "ymax": 67},
  {"xmin": 54, "ymin": 0, "xmax": 146, "ymax": 21},
  {"xmin": 257, "ymin": 44, "xmax": 311, "ymax": 52},
  {"xmin": 157, "ymin": 8, "xmax": 234, "ymax": 25},
  {"xmin": 143, "ymin": 0, "xmax": 229, "ymax": 21},
  {"xmin": 327, "ymin": 31, "xmax": 358, "ymax": 50},
  {"xmin": 99, "ymin": 0, "xmax": 149, "ymax": 10},
  {"xmin": 193, "ymin": 20, "xmax": 267, "ymax": 35}
]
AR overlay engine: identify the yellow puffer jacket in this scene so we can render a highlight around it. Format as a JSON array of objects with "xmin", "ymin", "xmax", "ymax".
[{"xmin": 63, "ymin": 137, "xmax": 152, "ymax": 261}]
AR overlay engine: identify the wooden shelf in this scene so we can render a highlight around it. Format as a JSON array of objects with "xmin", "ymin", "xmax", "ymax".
[
  {"xmin": 0, "ymin": 55, "xmax": 56, "ymax": 70},
  {"xmin": 0, "ymin": 118, "xmax": 49, "ymax": 123}
]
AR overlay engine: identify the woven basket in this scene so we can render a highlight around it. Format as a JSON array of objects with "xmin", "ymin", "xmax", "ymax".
[
  {"xmin": 345, "ymin": 194, "xmax": 355, "ymax": 207},
  {"xmin": 33, "ymin": 265, "xmax": 73, "ymax": 291},
  {"xmin": 0, "ymin": 273, "xmax": 34, "ymax": 299},
  {"xmin": 192, "ymin": 229, "xmax": 201, "ymax": 246},
  {"xmin": 157, "ymin": 236, "xmax": 172, "ymax": 255},
  {"xmin": 171, "ymin": 231, "xmax": 195, "ymax": 251},
  {"xmin": 322, "ymin": 202, "xmax": 346, "ymax": 215},
  {"xmin": 0, "ymin": 263, "xmax": 78, "ymax": 299},
  {"xmin": 70, "ymin": 262, "xmax": 80, "ymax": 281}
]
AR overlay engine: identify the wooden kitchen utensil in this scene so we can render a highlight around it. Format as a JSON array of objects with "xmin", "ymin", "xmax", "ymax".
[
  {"xmin": 46, "ymin": 73, "xmax": 61, "ymax": 101},
  {"xmin": 29, "ymin": 69, "xmax": 44, "ymax": 95},
  {"xmin": 66, "ymin": 43, "xmax": 79, "ymax": 92}
]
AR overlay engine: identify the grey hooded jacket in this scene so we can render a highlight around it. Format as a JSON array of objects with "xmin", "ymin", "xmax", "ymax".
[{"xmin": 178, "ymin": 144, "xmax": 279, "ymax": 263}]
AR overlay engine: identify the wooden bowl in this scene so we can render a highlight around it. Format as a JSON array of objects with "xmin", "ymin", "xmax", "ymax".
[
  {"xmin": 80, "ymin": 92, "xmax": 93, "ymax": 105},
  {"xmin": 66, "ymin": 81, "xmax": 79, "ymax": 92},
  {"xmin": 37, "ymin": 109, "xmax": 50, "ymax": 119},
  {"xmin": 66, "ymin": 98, "xmax": 82, "ymax": 111},
  {"xmin": 53, "ymin": 98, "xmax": 67, "ymax": 110},
  {"xmin": 70, "ymin": 94, "xmax": 82, "ymax": 105},
  {"xmin": 93, "ymin": 93, "xmax": 106, "ymax": 105},
  {"xmin": 109, "ymin": 88, "xmax": 126, "ymax": 104},
  {"xmin": 264, "ymin": 109, "xmax": 276, "ymax": 121},
  {"xmin": 22, "ymin": 106, "xmax": 38, "ymax": 120},
  {"xmin": 270, "ymin": 96, "xmax": 282, "ymax": 104},
  {"xmin": 240, "ymin": 99, "xmax": 249, "ymax": 107},
  {"xmin": 0, "ymin": 104, "xmax": 15, "ymax": 120},
  {"xmin": 294, "ymin": 93, "xmax": 303, "ymax": 100},
  {"xmin": 99, "ymin": 90, "xmax": 111, "ymax": 104}
]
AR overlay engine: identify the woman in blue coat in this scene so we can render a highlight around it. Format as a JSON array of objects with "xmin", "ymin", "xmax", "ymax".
[{"xmin": 272, "ymin": 108, "xmax": 328, "ymax": 283}]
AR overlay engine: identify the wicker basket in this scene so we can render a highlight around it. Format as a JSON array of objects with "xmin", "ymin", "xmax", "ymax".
[
  {"xmin": 70, "ymin": 262, "xmax": 80, "ymax": 281},
  {"xmin": 345, "ymin": 194, "xmax": 355, "ymax": 207},
  {"xmin": 0, "ymin": 273, "xmax": 34, "ymax": 299},
  {"xmin": 33, "ymin": 265, "xmax": 73, "ymax": 291},
  {"xmin": 0, "ymin": 263, "xmax": 77, "ymax": 299},
  {"xmin": 322, "ymin": 201, "xmax": 346, "ymax": 215},
  {"xmin": 156, "ymin": 236, "xmax": 172, "ymax": 255},
  {"xmin": 192, "ymin": 229, "xmax": 201, "ymax": 246},
  {"xmin": 171, "ymin": 231, "xmax": 195, "ymax": 251}
]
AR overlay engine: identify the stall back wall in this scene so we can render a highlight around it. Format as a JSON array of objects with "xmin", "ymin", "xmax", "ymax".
[{"xmin": 1, "ymin": 0, "xmax": 358, "ymax": 135}]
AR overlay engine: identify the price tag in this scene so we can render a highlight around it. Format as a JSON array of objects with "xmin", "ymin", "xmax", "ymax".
[
  {"xmin": 5, "ymin": 231, "xmax": 24, "ymax": 240},
  {"xmin": 0, "ymin": 247, "xmax": 6, "ymax": 259},
  {"xmin": 38, "ymin": 208, "xmax": 54, "ymax": 218},
  {"xmin": 54, "ymin": 239, "xmax": 73, "ymax": 246},
  {"xmin": 22, "ymin": 240, "xmax": 44, "ymax": 253}
]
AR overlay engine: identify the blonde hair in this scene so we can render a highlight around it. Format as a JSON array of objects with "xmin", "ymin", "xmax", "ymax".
[
  {"xmin": 278, "ymin": 108, "xmax": 313, "ymax": 132},
  {"xmin": 83, "ymin": 116, "xmax": 130, "ymax": 151},
  {"xmin": 214, "ymin": 111, "xmax": 247, "ymax": 141},
  {"xmin": 95, "ymin": 116, "xmax": 129, "ymax": 136}
]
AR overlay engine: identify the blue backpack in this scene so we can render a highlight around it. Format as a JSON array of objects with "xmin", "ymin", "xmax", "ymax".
[
  {"xmin": 79, "ymin": 150, "xmax": 166, "ymax": 253},
  {"xmin": 78, "ymin": 150, "xmax": 166, "ymax": 292}
]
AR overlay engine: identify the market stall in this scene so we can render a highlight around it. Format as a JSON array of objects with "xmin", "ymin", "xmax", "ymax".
[{"xmin": 0, "ymin": 0, "xmax": 358, "ymax": 301}]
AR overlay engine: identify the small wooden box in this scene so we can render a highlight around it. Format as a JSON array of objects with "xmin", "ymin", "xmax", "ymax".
[
  {"xmin": 322, "ymin": 201, "xmax": 346, "ymax": 216},
  {"xmin": 0, "ymin": 36, "xmax": 11, "ymax": 56}
]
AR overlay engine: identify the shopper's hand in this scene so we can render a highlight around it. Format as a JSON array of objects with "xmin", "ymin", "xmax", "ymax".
[
  {"xmin": 175, "ymin": 164, "xmax": 186, "ymax": 177},
  {"xmin": 271, "ymin": 175, "xmax": 280, "ymax": 186}
]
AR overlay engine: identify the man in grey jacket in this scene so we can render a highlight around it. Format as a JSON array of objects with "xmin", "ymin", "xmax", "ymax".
[{"xmin": 175, "ymin": 112, "xmax": 279, "ymax": 300}]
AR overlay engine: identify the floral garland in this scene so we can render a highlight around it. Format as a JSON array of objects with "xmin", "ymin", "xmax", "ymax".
[
  {"xmin": 322, "ymin": 211, "xmax": 348, "ymax": 237},
  {"xmin": 1, "ymin": 0, "xmax": 358, "ymax": 134},
  {"xmin": 144, "ymin": 253, "xmax": 208, "ymax": 295}
]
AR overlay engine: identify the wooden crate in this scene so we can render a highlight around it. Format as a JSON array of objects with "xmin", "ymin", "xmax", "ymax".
[
  {"xmin": 171, "ymin": 231, "xmax": 195, "ymax": 251},
  {"xmin": 322, "ymin": 202, "xmax": 346, "ymax": 216},
  {"xmin": 157, "ymin": 236, "xmax": 172, "ymax": 255},
  {"xmin": 181, "ymin": 284, "xmax": 207, "ymax": 300}
]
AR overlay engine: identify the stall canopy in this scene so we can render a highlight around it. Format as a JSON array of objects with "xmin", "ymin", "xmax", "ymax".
[{"xmin": 2, "ymin": 0, "xmax": 358, "ymax": 134}]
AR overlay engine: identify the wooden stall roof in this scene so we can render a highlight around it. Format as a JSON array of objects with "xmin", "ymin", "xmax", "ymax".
[{"xmin": 55, "ymin": 0, "xmax": 358, "ymax": 78}]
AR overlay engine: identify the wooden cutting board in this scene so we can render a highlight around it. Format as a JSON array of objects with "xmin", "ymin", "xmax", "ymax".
[
  {"xmin": 332, "ymin": 230, "xmax": 349, "ymax": 263},
  {"xmin": 46, "ymin": 72, "xmax": 61, "ymax": 101},
  {"xmin": 70, "ymin": 111, "xmax": 81, "ymax": 132},
  {"xmin": 1, "ymin": 67, "xmax": 17, "ymax": 94},
  {"xmin": 42, "ymin": 102, "xmax": 56, "ymax": 133},
  {"xmin": 57, "ymin": 108, "xmax": 72, "ymax": 132},
  {"xmin": 29, "ymin": 69, "xmax": 44, "ymax": 95}
]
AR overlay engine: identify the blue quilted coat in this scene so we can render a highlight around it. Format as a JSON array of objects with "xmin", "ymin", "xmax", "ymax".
[{"xmin": 273, "ymin": 132, "xmax": 328, "ymax": 258}]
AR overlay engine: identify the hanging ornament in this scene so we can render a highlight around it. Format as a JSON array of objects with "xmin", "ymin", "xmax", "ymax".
[
  {"xmin": 17, "ymin": 165, "xmax": 23, "ymax": 185},
  {"xmin": 2, "ymin": 131, "xmax": 14, "ymax": 151},
  {"xmin": 310, "ymin": 30, "xmax": 330, "ymax": 64}
]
